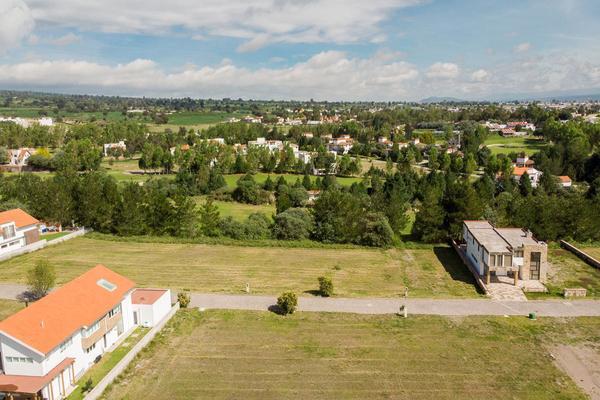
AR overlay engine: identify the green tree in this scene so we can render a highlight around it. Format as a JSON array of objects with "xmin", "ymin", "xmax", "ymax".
[
  {"xmin": 276, "ymin": 291, "xmax": 298, "ymax": 315},
  {"xmin": 27, "ymin": 260, "xmax": 56, "ymax": 300},
  {"xmin": 199, "ymin": 198, "xmax": 220, "ymax": 237},
  {"xmin": 318, "ymin": 276, "xmax": 333, "ymax": 297}
]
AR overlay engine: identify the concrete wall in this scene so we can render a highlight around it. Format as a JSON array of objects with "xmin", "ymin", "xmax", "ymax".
[
  {"xmin": 0, "ymin": 228, "xmax": 88, "ymax": 262},
  {"xmin": 521, "ymin": 243, "xmax": 548, "ymax": 283},
  {"xmin": 561, "ymin": 240, "xmax": 600, "ymax": 269},
  {"xmin": 84, "ymin": 303, "xmax": 180, "ymax": 400}
]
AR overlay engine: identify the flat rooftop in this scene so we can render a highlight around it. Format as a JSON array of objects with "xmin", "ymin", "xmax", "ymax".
[
  {"xmin": 464, "ymin": 221, "xmax": 543, "ymax": 254},
  {"xmin": 132, "ymin": 289, "xmax": 168, "ymax": 305}
]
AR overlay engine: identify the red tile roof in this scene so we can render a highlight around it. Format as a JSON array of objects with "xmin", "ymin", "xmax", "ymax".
[
  {"xmin": 558, "ymin": 175, "xmax": 571, "ymax": 183},
  {"xmin": 0, "ymin": 208, "xmax": 39, "ymax": 228},
  {"xmin": 0, "ymin": 265, "xmax": 135, "ymax": 355},
  {"xmin": 132, "ymin": 289, "xmax": 168, "ymax": 305},
  {"xmin": 512, "ymin": 167, "xmax": 529, "ymax": 176}
]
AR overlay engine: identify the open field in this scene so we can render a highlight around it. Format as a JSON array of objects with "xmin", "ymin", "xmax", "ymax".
[
  {"xmin": 580, "ymin": 247, "xmax": 600, "ymax": 260},
  {"xmin": 0, "ymin": 299, "xmax": 24, "ymax": 320},
  {"xmin": 538, "ymin": 248, "xmax": 600, "ymax": 299},
  {"xmin": 194, "ymin": 196, "xmax": 275, "ymax": 221},
  {"xmin": 0, "ymin": 237, "xmax": 480, "ymax": 298},
  {"xmin": 99, "ymin": 309, "xmax": 596, "ymax": 400},
  {"xmin": 483, "ymin": 135, "xmax": 547, "ymax": 155},
  {"xmin": 167, "ymin": 111, "xmax": 246, "ymax": 125}
]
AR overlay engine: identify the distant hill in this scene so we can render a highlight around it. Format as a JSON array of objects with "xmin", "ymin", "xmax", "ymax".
[{"xmin": 420, "ymin": 96, "xmax": 467, "ymax": 104}]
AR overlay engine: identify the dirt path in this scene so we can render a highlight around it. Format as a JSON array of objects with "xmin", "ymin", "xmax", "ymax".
[{"xmin": 552, "ymin": 344, "xmax": 600, "ymax": 400}]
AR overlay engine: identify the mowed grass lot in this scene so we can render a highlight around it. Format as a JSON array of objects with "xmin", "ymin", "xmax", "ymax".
[
  {"xmin": 194, "ymin": 196, "xmax": 275, "ymax": 221},
  {"xmin": 483, "ymin": 135, "xmax": 547, "ymax": 155},
  {"xmin": 0, "ymin": 237, "xmax": 480, "ymax": 298},
  {"xmin": 0, "ymin": 300, "xmax": 24, "ymax": 320},
  {"xmin": 100, "ymin": 310, "xmax": 595, "ymax": 400},
  {"xmin": 543, "ymin": 248, "xmax": 600, "ymax": 298}
]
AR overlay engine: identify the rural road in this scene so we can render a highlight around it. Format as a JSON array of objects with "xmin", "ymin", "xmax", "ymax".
[{"xmin": 1, "ymin": 283, "xmax": 599, "ymax": 317}]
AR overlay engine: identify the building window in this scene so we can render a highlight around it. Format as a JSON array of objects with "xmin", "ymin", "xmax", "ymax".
[
  {"xmin": 6, "ymin": 356, "xmax": 33, "ymax": 363},
  {"xmin": 60, "ymin": 337, "xmax": 73, "ymax": 352},
  {"xmin": 2, "ymin": 225, "xmax": 15, "ymax": 239},
  {"xmin": 515, "ymin": 250, "xmax": 524, "ymax": 258},
  {"xmin": 86, "ymin": 343, "xmax": 96, "ymax": 354},
  {"xmin": 83, "ymin": 322, "xmax": 100, "ymax": 338},
  {"xmin": 108, "ymin": 304, "xmax": 121, "ymax": 318}
]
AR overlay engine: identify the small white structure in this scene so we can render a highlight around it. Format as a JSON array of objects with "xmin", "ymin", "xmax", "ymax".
[
  {"xmin": 103, "ymin": 141, "xmax": 127, "ymax": 157},
  {"xmin": 557, "ymin": 175, "xmax": 572, "ymax": 188},
  {"xmin": 131, "ymin": 289, "xmax": 172, "ymax": 328},
  {"xmin": 0, "ymin": 208, "xmax": 40, "ymax": 255},
  {"xmin": 7, "ymin": 148, "xmax": 35, "ymax": 167}
]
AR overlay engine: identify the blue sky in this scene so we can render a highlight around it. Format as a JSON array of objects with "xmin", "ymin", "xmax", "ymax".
[{"xmin": 0, "ymin": 0, "xmax": 599, "ymax": 100}]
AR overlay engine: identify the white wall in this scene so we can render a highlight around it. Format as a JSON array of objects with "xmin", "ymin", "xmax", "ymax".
[
  {"xmin": 0, "ymin": 335, "xmax": 44, "ymax": 376},
  {"xmin": 132, "ymin": 290, "xmax": 172, "ymax": 328}
]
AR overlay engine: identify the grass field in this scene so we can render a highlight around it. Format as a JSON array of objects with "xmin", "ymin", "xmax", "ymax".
[
  {"xmin": 0, "ymin": 237, "xmax": 480, "ymax": 298},
  {"xmin": 483, "ymin": 135, "xmax": 547, "ymax": 155},
  {"xmin": 194, "ymin": 196, "xmax": 275, "ymax": 221},
  {"xmin": 99, "ymin": 309, "xmax": 595, "ymax": 400},
  {"xmin": 537, "ymin": 248, "xmax": 600, "ymax": 298},
  {"xmin": 0, "ymin": 299, "xmax": 24, "ymax": 320},
  {"xmin": 167, "ymin": 111, "xmax": 246, "ymax": 125},
  {"xmin": 41, "ymin": 231, "xmax": 71, "ymax": 241},
  {"xmin": 580, "ymin": 247, "xmax": 600, "ymax": 260}
]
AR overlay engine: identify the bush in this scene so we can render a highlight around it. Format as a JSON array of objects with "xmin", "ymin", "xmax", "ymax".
[
  {"xmin": 276, "ymin": 291, "xmax": 298, "ymax": 315},
  {"xmin": 178, "ymin": 292, "xmax": 191, "ymax": 308},
  {"xmin": 272, "ymin": 208, "xmax": 314, "ymax": 240},
  {"xmin": 82, "ymin": 378, "xmax": 94, "ymax": 393},
  {"xmin": 318, "ymin": 276, "xmax": 333, "ymax": 297},
  {"xmin": 27, "ymin": 260, "xmax": 56, "ymax": 300}
]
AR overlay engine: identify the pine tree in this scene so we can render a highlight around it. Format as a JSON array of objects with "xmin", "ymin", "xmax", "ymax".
[{"xmin": 199, "ymin": 198, "xmax": 220, "ymax": 237}]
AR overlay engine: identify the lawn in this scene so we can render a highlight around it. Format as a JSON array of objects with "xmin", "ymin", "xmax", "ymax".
[
  {"xmin": 194, "ymin": 196, "xmax": 275, "ymax": 221},
  {"xmin": 0, "ymin": 237, "xmax": 480, "ymax": 298},
  {"xmin": 167, "ymin": 111, "xmax": 246, "ymax": 125},
  {"xmin": 223, "ymin": 173, "xmax": 362, "ymax": 189},
  {"xmin": 538, "ymin": 248, "xmax": 600, "ymax": 298},
  {"xmin": 41, "ymin": 231, "xmax": 71, "ymax": 241},
  {"xmin": 483, "ymin": 134, "xmax": 547, "ymax": 155},
  {"xmin": 0, "ymin": 299, "xmax": 24, "ymax": 320},
  {"xmin": 67, "ymin": 327, "xmax": 149, "ymax": 400},
  {"xmin": 99, "ymin": 309, "xmax": 595, "ymax": 400},
  {"xmin": 579, "ymin": 247, "xmax": 600, "ymax": 260}
]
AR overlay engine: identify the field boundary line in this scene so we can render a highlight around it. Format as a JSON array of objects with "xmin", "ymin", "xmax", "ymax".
[{"xmin": 560, "ymin": 240, "xmax": 600, "ymax": 269}]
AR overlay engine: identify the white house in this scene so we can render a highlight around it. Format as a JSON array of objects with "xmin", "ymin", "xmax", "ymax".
[
  {"xmin": 103, "ymin": 141, "xmax": 127, "ymax": 157},
  {"xmin": 463, "ymin": 221, "xmax": 547, "ymax": 284},
  {"xmin": 512, "ymin": 166, "xmax": 542, "ymax": 187},
  {"xmin": 0, "ymin": 208, "xmax": 40, "ymax": 255},
  {"xmin": 0, "ymin": 265, "xmax": 138, "ymax": 399},
  {"xmin": 248, "ymin": 138, "xmax": 284, "ymax": 153},
  {"xmin": 131, "ymin": 289, "xmax": 172, "ymax": 328},
  {"xmin": 557, "ymin": 175, "xmax": 572, "ymax": 188},
  {"xmin": 328, "ymin": 135, "xmax": 354, "ymax": 154},
  {"xmin": 7, "ymin": 148, "xmax": 35, "ymax": 167}
]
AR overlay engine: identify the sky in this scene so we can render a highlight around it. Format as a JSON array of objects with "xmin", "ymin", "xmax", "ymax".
[{"xmin": 0, "ymin": 0, "xmax": 599, "ymax": 101}]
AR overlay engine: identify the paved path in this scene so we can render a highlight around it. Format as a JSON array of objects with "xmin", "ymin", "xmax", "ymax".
[
  {"xmin": 191, "ymin": 293, "xmax": 600, "ymax": 317},
  {"xmin": 1, "ymin": 284, "xmax": 599, "ymax": 317}
]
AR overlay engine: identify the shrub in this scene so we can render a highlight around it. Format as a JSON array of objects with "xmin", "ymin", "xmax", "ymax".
[
  {"xmin": 27, "ymin": 260, "xmax": 56, "ymax": 300},
  {"xmin": 82, "ymin": 378, "xmax": 94, "ymax": 393},
  {"xmin": 276, "ymin": 291, "xmax": 298, "ymax": 315},
  {"xmin": 178, "ymin": 292, "xmax": 191, "ymax": 308},
  {"xmin": 318, "ymin": 276, "xmax": 333, "ymax": 297},
  {"xmin": 272, "ymin": 208, "xmax": 314, "ymax": 240}
]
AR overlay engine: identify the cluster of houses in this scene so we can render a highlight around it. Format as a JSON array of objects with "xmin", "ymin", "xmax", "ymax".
[
  {"xmin": 0, "ymin": 265, "xmax": 172, "ymax": 399},
  {"xmin": 484, "ymin": 121, "xmax": 536, "ymax": 137},
  {"xmin": 0, "ymin": 117, "xmax": 54, "ymax": 129},
  {"xmin": 509, "ymin": 155, "xmax": 571, "ymax": 188}
]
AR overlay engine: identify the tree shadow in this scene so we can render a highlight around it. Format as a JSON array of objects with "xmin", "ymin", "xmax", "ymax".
[
  {"xmin": 268, "ymin": 304, "xmax": 283, "ymax": 315},
  {"xmin": 16, "ymin": 290, "xmax": 39, "ymax": 304},
  {"xmin": 433, "ymin": 246, "xmax": 485, "ymax": 294},
  {"xmin": 303, "ymin": 289, "xmax": 321, "ymax": 296}
]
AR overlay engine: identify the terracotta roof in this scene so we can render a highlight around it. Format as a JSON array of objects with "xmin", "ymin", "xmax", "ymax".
[
  {"xmin": 512, "ymin": 167, "xmax": 529, "ymax": 176},
  {"xmin": 558, "ymin": 175, "xmax": 571, "ymax": 183},
  {"xmin": 0, "ymin": 265, "xmax": 135, "ymax": 355},
  {"xmin": 132, "ymin": 289, "xmax": 168, "ymax": 305},
  {"xmin": 0, "ymin": 208, "xmax": 39, "ymax": 228},
  {"xmin": 0, "ymin": 358, "xmax": 74, "ymax": 394}
]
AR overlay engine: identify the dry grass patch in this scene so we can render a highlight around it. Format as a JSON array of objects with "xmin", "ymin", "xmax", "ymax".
[
  {"xmin": 0, "ymin": 237, "xmax": 480, "ymax": 298},
  {"xmin": 100, "ymin": 310, "xmax": 596, "ymax": 400}
]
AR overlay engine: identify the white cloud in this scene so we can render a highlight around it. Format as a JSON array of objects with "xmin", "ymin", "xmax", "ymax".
[
  {"xmin": 24, "ymin": 0, "xmax": 424, "ymax": 50},
  {"xmin": 471, "ymin": 69, "xmax": 489, "ymax": 82},
  {"xmin": 0, "ymin": 51, "xmax": 420, "ymax": 100},
  {"xmin": 48, "ymin": 32, "xmax": 81, "ymax": 46},
  {"xmin": 0, "ymin": 0, "xmax": 35, "ymax": 54},
  {"xmin": 425, "ymin": 62, "xmax": 460, "ymax": 79},
  {"xmin": 514, "ymin": 42, "xmax": 531, "ymax": 53}
]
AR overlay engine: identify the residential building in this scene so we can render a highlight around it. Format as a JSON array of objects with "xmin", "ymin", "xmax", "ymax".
[
  {"xmin": 501, "ymin": 128, "xmax": 516, "ymax": 137},
  {"xmin": 102, "ymin": 141, "xmax": 126, "ymax": 157},
  {"xmin": 7, "ymin": 148, "xmax": 35, "ymax": 167},
  {"xmin": 328, "ymin": 134, "xmax": 354, "ymax": 154},
  {"xmin": 248, "ymin": 137, "xmax": 284, "ymax": 153},
  {"xmin": 131, "ymin": 289, "xmax": 172, "ymax": 328},
  {"xmin": 0, "ymin": 209, "xmax": 40, "ymax": 255},
  {"xmin": 462, "ymin": 220, "xmax": 547, "ymax": 284},
  {"xmin": 557, "ymin": 175, "xmax": 572, "ymax": 188},
  {"xmin": 515, "ymin": 155, "xmax": 535, "ymax": 168},
  {"xmin": 512, "ymin": 166, "xmax": 542, "ymax": 187},
  {"xmin": 0, "ymin": 266, "xmax": 137, "ymax": 399}
]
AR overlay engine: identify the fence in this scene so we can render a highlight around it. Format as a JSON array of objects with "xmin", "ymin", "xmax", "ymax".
[
  {"xmin": 560, "ymin": 240, "xmax": 600, "ymax": 269},
  {"xmin": 0, "ymin": 229, "xmax": 88, "ymax": 262},
  {"xmin": 84, "ymin": 303, "xmax": 180, "ymax": 400}
]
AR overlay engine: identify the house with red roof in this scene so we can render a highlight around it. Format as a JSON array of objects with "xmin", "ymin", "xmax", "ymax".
[
  {"xmin": 0, "ymin": 265, "xmax": 170, "ymax": 399},
  {"xmin": 557, "ymin": 175, "xmax": 572, "ymax": 188},
  {"xmin": 512, "ymin": 166, "xmax": 542, "ymax": 188},
  {"xmin": 0, "ymin": 209, "xmax": 40, "ymax": 256}
]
